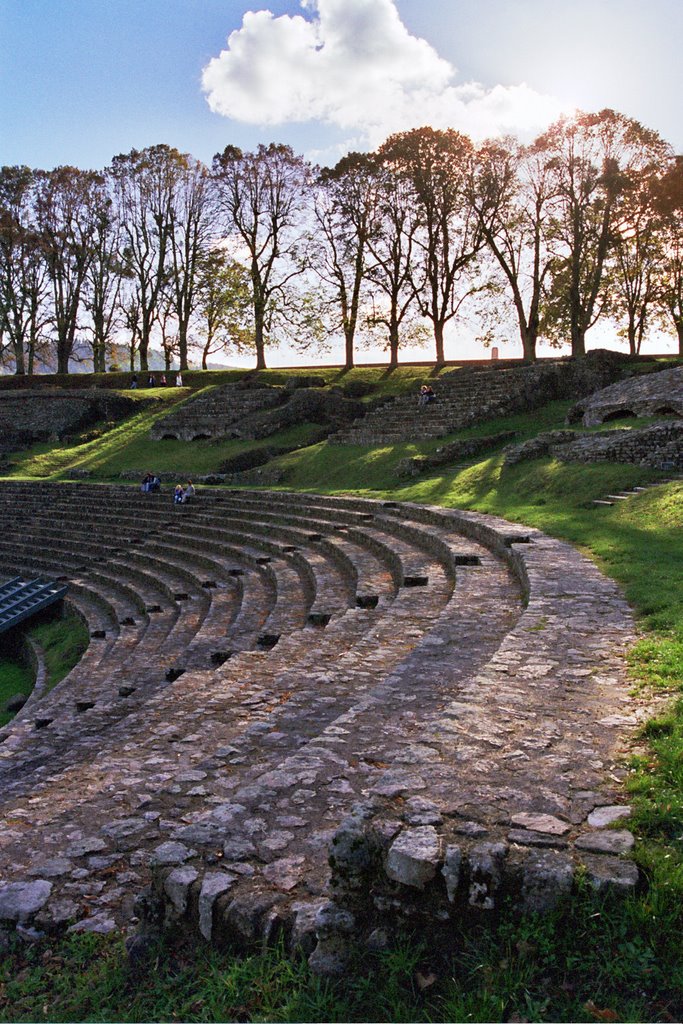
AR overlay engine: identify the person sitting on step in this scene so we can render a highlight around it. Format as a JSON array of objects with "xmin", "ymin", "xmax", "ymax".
[{"xmin": 418, "ymin": 383, "xmax": 436, "ymax": 407}]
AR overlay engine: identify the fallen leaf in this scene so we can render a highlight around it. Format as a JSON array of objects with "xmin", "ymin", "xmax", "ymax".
[
  {"xmin": 415, "ymin": 970, "xmax": 437, "ymax": 990},
  {"xmin": 585, "ymin": 999, "xmax": 619, "ymax": 1021}
]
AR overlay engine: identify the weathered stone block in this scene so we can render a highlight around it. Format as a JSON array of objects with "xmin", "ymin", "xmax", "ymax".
[
  {"xmin": 468, "ymin": 842, "xmax": 507, "ymax": 911},
  {"xmin": 442, "ymin": 844, "xmax": 463, "ymax": 902},
  {"xmin": 581, "ymin": 854, "xmax": 639, "ymax": 892},
  {"xmin": 198, "ymin": 873, "xmax": 236, "ymax": 941},
  {"xmin": 575, "ymin": 830, "xmax": 635, "ymax": 855},
  {"xmin": 150, "ymin": 842, "xmax": 195, "ymax": 866},
  {"xmin": 510, "ymin": 813, "xmax": 570, "ymax": 835},
  {"xmin": 586, "ymin": 805, "xmax": 631, "ymax": 828},
  {"xmin": 385, "ymin": 826, "xmax": 441, "ymax": 889},
  {"xmin": 163, "ymin": 866, "xmax": 198, "ymax": 915},
  {"xmin": 521, "ymin": 849, "xmax": 574, "ymax": 912},
  {"xmin": 0, "ymin": 880, "xmax": 52, "ymax": 923}
]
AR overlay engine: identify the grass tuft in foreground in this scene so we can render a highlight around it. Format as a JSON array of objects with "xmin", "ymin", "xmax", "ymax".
[{"xmin": 2, "ymin": 880, "xmax": 683, "ymax": 1023}]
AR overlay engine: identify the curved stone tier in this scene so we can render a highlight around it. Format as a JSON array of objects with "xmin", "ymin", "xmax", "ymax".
[{"xmin": 0, "ymin": 484, "xmax": 641, "ymax": 957}]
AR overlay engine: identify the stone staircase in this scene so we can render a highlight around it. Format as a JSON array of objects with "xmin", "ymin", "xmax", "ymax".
[
  {"xmin": 0, "ymin": 483, "xmax": 644, "ymax": 964},
  {"xmin": 330, "ymin": 358, "xmax": 628, "ymax": 447},
  {"xmin": 150, "ymin": 383, "xmax": 284, "ymax": 441},
  {"xmin": 330, "ymin": 363, "xmax": 569, "ymax": 446}
]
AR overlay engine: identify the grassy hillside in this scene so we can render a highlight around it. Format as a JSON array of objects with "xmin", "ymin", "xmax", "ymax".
[{"xmin": 1, "ymin": 375, "xmax": 683, "ymax": 1021}]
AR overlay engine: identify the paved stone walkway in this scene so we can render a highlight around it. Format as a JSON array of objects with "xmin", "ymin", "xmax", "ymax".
[{"xmin": 0, "ymin": 485, "xmax": 647, "ymax": 956}]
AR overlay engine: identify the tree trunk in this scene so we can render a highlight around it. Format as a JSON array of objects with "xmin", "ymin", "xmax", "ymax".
[
  {"xmin": 178, "ymin": 322, "xmax": 189, "ymax": 371},
  {"xmin": 570, "ymin": 321, "xmax": 586, "ymax": 358},
  {"xmin": 56, "ymin": 327, "xmax": 72, "ymax": 374},
  {"xmin": 254, "ymin": 313, "xmax": 267, "ymax": 370},
  {"xmin": 521, "ymin": 327, "xmax": 537, "ymax": 363},
  {"xmin": 434, "ymin": 321, "xmax": 445, "ymax": 364},
  {"xmin": 344, "ymin": 326, "xmax": 355, "ymax": 370},
  {"xmin": 627, "ymin": 323, "xmax": 637, "ymax": 357},
  {"xmin": 13, "ymin": 340, "xmax": 25, "ymax": 375},
  {"xmin": 388, "ymin": 320, "xmax": 399, "ymax": 367},
  {"xmin": 138, "ymin": 327, "xmax": 149, "ymax": 371},
  {"xmin": 676, "ymin": 319, "xmax": 683, "ymax": 356}
]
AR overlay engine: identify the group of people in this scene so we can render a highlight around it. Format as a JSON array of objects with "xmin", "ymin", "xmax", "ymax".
[
  {"xmin": 140, "ymin": 472, "xmax": 161, "ymax": 493},
  {"xmin": 130, "ymin": 372, "xmax": 184, "ymax": 389},
  {"xmin": 173, "ymin": 481, "xmax": 195, "ymax": 504},
  {"xmin": 141, "ymin": 472, "xmax": 196, "ymax": 504}
]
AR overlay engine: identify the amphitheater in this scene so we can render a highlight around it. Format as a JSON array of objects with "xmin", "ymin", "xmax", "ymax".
[{"xmin": 0, "ymin": 477, "xmax": 645, "ymax": 967}]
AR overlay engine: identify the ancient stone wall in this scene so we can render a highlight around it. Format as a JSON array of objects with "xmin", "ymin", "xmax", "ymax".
[
  {"xmin": 505, "ymin": 422, "xmax": 683, "ymax": 469},
  {"xmin": 150, "ymin": 382, "xmax": 363, "ymax": 442},
  {"xmin": 569, "ymin": 365, "xmax": 683, "ymax": 426},
  {"xmin": 0, "ymin": 391, "xmax": 146, "ymax": 447}
]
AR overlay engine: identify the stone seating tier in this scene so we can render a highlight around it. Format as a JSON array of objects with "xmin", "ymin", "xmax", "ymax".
[
  {"xmin": 0, "ymin": 483, "xmax": 643, "ymax": 966},
  {"xmin": 330, "ymin": 360, "xmax": 622, "ymax": 446},
  {"xmin": 150, "ymin": 385, "xmax": 285, "ymax": 441}
]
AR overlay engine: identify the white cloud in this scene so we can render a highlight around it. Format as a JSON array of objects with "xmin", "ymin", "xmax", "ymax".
[{"xmin": 202, "ymin": 0, "xmax": 565, "ymax": 149}]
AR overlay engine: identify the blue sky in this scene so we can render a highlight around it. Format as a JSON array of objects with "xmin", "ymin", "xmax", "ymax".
[
  {"xmin": 1, "ymin": 0, "xmax": 681, "ymax": 172},
  {"xmin": 1, "ymin": 0, "xmax": 681, "ymax": 364}
]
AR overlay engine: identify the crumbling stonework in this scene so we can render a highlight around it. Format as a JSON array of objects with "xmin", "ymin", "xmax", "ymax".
[
  {"xmin": 332, "ymin": 352, "xmax": 630, "ymax": 446},
  {"xmin": 505, "ymin": 422, "xmax": 683, "ymax": 470},
  {"xmin": 396, "ymin": 431, "xmax": 517, "ymax": 478},
  {"xmin": 0, "ymin": 390, "xmax": 147, "ymax": 447},
  {"xmin": 150, "ymin": 381, "xmax": 363, "ymax": 442},
  {"xmin": 569, "ymin": 364, "xmax": 683, "ymax": 427}
]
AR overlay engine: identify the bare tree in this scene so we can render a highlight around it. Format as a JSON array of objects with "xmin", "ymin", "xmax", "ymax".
[
  {"xmin": 364, "ymin": 158, "xmax": 421, "ymax": 366},
  {"xmin": 212, "ymin": 143, "xmax": 310, "ymax": 369},
  {"xmin": 110, "ymin": 145, "xmax": 183, "ymax": 371},
  {"xmin": 309, "ymin": 153, "xmax": 377, "ymax": 370},
  {"xmin": 608, "ymin": 165, "xmax": 668, "ymax": 355},
  {"xmin": 120, "ymin": 282, "xmax": 142, "ymax": 371},
  {"xmin": 36, "ymin": 165, "xmax": 104, "ymax": 373},
  {"xmin": 470, "ymin": 137, "xmax": 557, "ymax": 362},
  {"xmin": 379, "ymin": 127, "xmax": 483, "ymax": 363},
  {"xmin": 167, "ymin": 156, "xmax": 214, "ymax": 370},
  {"xmin": 83, "ymin": 171, "xmax": 124, "ymax": 372},
  {"xmin": 0, "ymin": 165, "xmax": 49, "ymax": 374},
  {"xmin": 157, "ymin": 288, "xmax": 180, "ymax": 372}
]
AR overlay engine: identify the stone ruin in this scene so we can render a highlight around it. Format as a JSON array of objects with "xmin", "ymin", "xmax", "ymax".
[
  {"xmin": 568, "ymin": 364, "xmax": 683, "ymax": 427},
  {"xmin": 149, "ymin": 380, "xmax": 364, "ymax": 443},
  {"xmin": 0, "ymin": 390, "xmax": 150, "ymax": 450},
  {"xmin": 330, "ymin": 351, "xmax": 630, "ymax": 446},
  {"xmin": 505, "ymin": 423, "xmax": 683, "ymax": 471},
  {"xmin": 0, "ymin": 483, "xmax": 647, "ymax": 969},
  {"xmin": 498, "ymin": 364, "xmax": 683, "ymax": 472}
]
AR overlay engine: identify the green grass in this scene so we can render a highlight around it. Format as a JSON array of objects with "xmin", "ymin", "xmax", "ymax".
[
  {"xmin": 2, "ymin": 879, "xmax": 683, "ymax": 1023},
  {"xmin": 0, "ymin": 656, "xmax": 33, "ymax": 728},
  {"xmin": 4, "ymin": 392, "xmax": 323, "ymax": 482},
  {"xmin": 0, "ymin": 612, "xmax": 89, "ymax": 727},
  {"xmin": 30, "ymin": 612, "xmax": 90, "ymax": 693}
]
